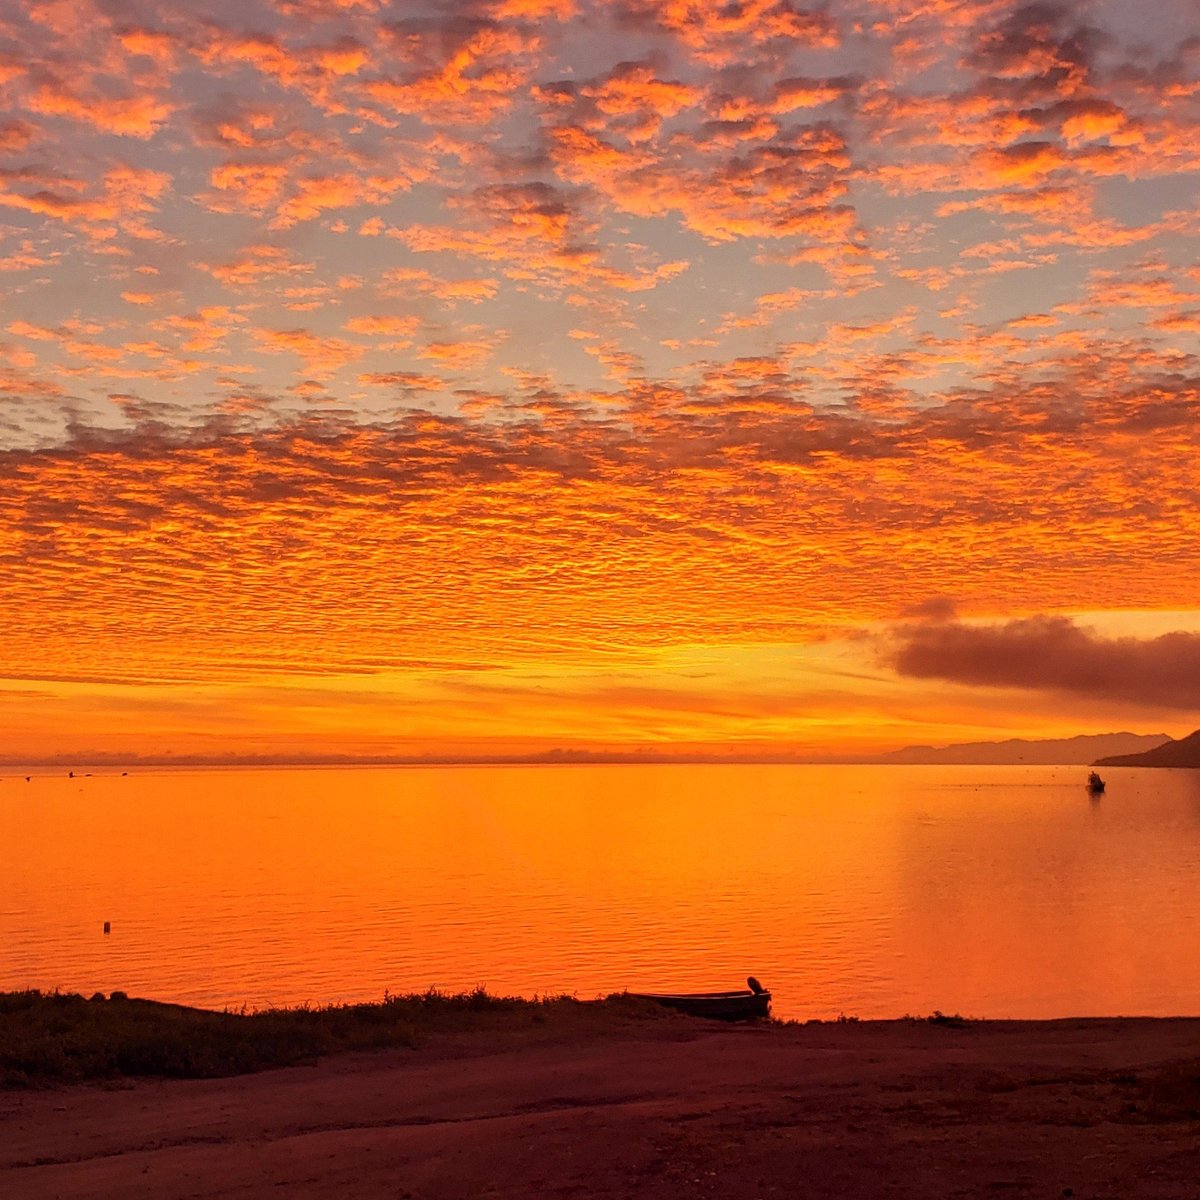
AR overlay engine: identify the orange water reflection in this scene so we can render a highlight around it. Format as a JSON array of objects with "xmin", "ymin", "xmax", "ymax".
[{"xmin": 4, "ymin": 764, "xmax": 1200, "ymax": 1019}]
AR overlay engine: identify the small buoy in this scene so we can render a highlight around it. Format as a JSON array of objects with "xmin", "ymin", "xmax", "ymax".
[{"xmin": 103, "ymin": 921, "xmax": 111, "ymax": 934}]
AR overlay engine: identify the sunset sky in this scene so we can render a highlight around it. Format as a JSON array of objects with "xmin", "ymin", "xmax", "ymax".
[{"xmin": 2, "ymin": 0, "xmax": 1199, "ymax": 761}]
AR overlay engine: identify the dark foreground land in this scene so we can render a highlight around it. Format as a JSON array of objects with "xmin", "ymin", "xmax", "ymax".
[{"xmin": 2, "ymin": 993, "xmax": 1199, "ymax": 1199}]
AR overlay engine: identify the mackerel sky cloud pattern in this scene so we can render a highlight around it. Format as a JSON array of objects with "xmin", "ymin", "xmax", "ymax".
[{"xmin": 1, "ymin": 0, "xmax": 1198, "ymax": 758}]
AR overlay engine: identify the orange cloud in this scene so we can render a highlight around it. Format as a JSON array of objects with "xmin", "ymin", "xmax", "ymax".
[
  {"xmin": 0, "ymin": 119, "xmax": 37, "ymax": 151},
  {"xmin": 6, "ymin": 320, "xmax": 58, "ymax": 341},
  {"xmin": 392, "ymin": 181, "xmax": 688, "ymax": 297},
  {"xmin": 117, "ymin": 27, "xmax": 178, "ymax": 66},
  {"xmin": 362, "ymin": 20, "xmax": 540, "ymax": 126},
  {"xmin": 492, "ymin": 0, "xmax": 575, "ymax": 18},
  {"xmin": 196, "ymin": 245, "xmax": 314, "ymax": 288},
  {"xmin": 152, "ymin": 308, "xmax": 248, "ymax": 354},
  {"xmin": 0, "ymin": 164, "xmax": 171, "ymax": 241},
  {"xmin": 357, "ymin": 370, "xmax": 448, "ymax": 394},
  {"xmin": 252, "ymin": 328, "xmax": 364, "ymax": 376},
  {"xmin": 581, "ymin": 62, "xmax": 701, "ymax": 142},
  {"xmin": 618, "ymin": 0, "xmax": 838, "ymax": 65},
  {"xmin": 547, "ymin": 119, "xmax": 857, "ymax": 247},
  {"xmin": 381, "ymin": 269, "xmax": 500, "ymax": 303},
  {"xmin": 208, "ymin": 162, "xmax": 292, "ymax": 212},
  {"xmin": 343, "ymin": 315, "xmax": 422, "ymax": 338},
  {"xmin": 418, "ymin": 333, "xmax": 505, "ymax": 369},
  {"xmin": 4, "ymin": 339, "xmax": 1198, "ymax": 702},
  {"xmin": 270, "ymin": 171, "xmax": 418, "ymax": 228}
]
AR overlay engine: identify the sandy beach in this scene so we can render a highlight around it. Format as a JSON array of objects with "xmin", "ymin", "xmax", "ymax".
[{"xmin": 3, "ymin": 1011, "xmax": 1199, "ymax": 1199}]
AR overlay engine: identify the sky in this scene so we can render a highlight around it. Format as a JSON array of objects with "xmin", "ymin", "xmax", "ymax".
[{"xmin": 1, "ymin": 0, "xmax": 1199, "ymax": 762}]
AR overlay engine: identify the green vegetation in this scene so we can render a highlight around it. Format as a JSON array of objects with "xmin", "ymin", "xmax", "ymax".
[{"xmin": 1, "ymin": 988, "xmax": 641, "ymax": 1087}]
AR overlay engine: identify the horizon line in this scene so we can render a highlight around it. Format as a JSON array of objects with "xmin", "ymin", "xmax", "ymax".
[{"xmin": 3, "ymin": 751, "xmax": 883, "ymax": 769}]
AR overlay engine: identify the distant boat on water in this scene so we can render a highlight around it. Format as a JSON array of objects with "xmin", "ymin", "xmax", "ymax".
[
  {"xmin": 1087, "ymin": 771, "xmax": 1106, "ymax": 794},
  {"xmin": 630, "ymin": 977, "xmax": 771, "ymax": 1020}
]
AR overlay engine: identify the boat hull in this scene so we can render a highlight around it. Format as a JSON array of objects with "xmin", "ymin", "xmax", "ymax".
[{"xmin": 630, "ymin": 989, "xmax": 771, "ymax": 1021}]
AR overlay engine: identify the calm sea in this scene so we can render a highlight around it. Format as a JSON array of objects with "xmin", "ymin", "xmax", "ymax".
[{"xmin": 4, "ymin": 764, "xmax": 1199, "ymax": 1021}]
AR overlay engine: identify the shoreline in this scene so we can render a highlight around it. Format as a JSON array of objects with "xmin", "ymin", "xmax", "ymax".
[{"xmin": 3, "ymin": 1003, "xmax": 1199, "ymax": 1198}]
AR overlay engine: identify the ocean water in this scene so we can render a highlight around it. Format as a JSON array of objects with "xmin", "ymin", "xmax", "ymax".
[{"xmin": 4, "ymin": 763, "xmax": 1199, "ymax": 1021}]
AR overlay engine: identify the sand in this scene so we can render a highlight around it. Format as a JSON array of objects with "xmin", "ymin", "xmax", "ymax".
[{"xmin": 3, "ymin": 1013, "xmax": 1199, "ymax": 1199}]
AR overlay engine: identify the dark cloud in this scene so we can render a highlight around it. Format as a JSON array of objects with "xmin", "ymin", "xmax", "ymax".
[
  {"xmin": 899, "ymin": 596, "xmax": 958, "ymax": 621},
  {"xmin": 890, "ymin": 615, "xmax": 1200, "ymax": 711},
  {"xmin": 971, "ymin": 2, "xmax": 1107, "ymax": 92}
]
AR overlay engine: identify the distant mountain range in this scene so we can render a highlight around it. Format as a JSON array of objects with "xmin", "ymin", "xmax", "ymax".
[
  {"xmin": 878, "ymin": 732, "xmax": 1170, "ymax": 766},
  {"xmin": 1093, "ymin": 729, "xmax": 1200, "ymax": 768},
  {"xmin": 7, "ymin": 731, "xmax": 1196, "ymax": 770}
]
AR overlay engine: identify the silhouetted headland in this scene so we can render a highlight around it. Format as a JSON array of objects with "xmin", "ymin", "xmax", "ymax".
[
  {"xmin": 1093, "ymin": 728, "xmax": 1200, "ymax": 768},
  {"xmin": 879, "ymin": 731, "xmax": 1168, "ymax": 766}
]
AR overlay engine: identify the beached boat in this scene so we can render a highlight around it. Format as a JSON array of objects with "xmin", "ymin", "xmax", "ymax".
[
  {"xmin": 630, "ymin": 978, "xmax": 771, "ymax": 1020},
  {"xmin": 1087, "ymin": 771, "xmax": 1106, "ymax": 793}
]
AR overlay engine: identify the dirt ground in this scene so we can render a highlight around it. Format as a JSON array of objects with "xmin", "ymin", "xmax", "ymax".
[{"xmin": 3, "ymin": 1014, "xmax": 1199, "ymax": 1199}]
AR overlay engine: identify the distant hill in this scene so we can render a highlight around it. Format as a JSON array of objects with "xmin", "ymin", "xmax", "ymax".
[
  {"xmin": 1093, "ymin": 729, "xmax": 1200, "ymax": 768},
  {"xmin": 879, "ymin": 732, "xmax": 1170, "ymax": 766}
]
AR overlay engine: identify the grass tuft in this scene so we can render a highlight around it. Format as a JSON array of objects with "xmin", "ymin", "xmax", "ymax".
[
  {"xmin": 927, "ymin": 1011, "xmax": 970, "ymax": 1028},
  {"xmin": 0, "ymin": 988, "xmax": 598, "ymax": 1087}
]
